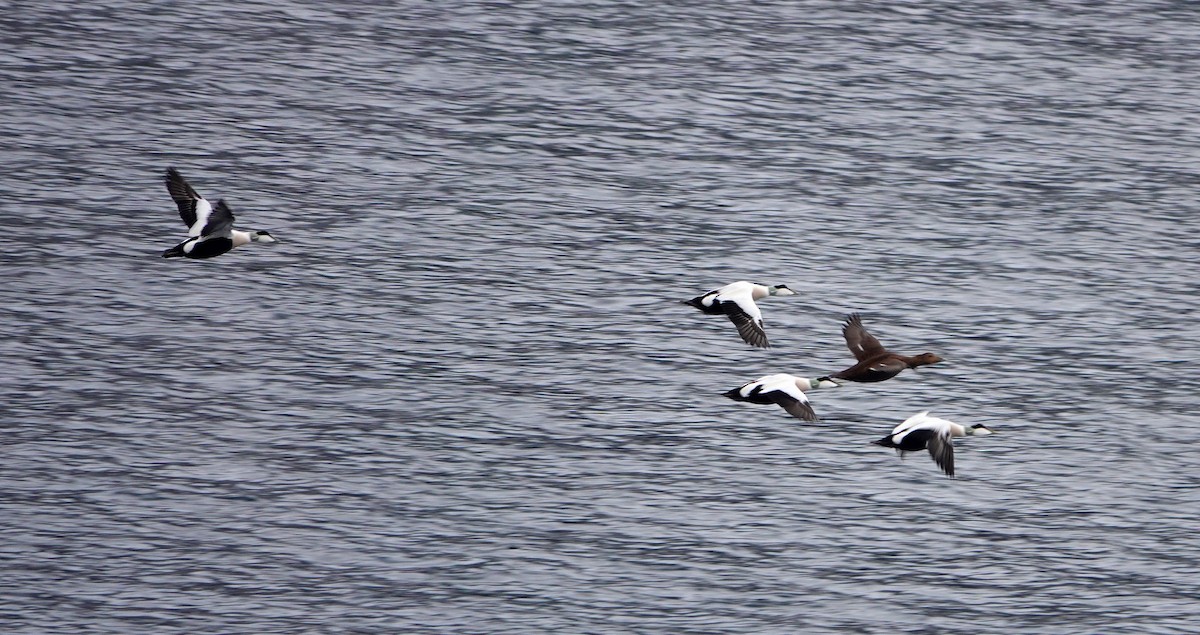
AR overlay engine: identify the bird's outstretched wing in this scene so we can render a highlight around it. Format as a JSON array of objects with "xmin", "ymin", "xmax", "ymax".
[
  {"xmin": 842, "ymin": 313, "xmax": 887, "ymax": 361},
  {"xmin": 721, "ymin": 294, "xmax": 769, "ymax": 348},
  {"xmin": 927, "ymin": 432, "xmax": 955, "ymax": 477},
  {"xmin": 766, "ymin": 385, "xmax": 817, "ymax": 421},
  {"xmin": 198, "ymin": 199, "xmax": 235, "ymax": 239},
  {"xmin": 165, "ymin": 167, "xmax": 213, "ymax": 236}
]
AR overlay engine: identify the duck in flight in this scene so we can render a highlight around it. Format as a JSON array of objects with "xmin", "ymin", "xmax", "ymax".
[
  {"xmin": 873, "ymin": 411, "xmax": 994, "ymax": 477},
  {"xmin": 723, "ymin": 374, "xmax": 840, "ymax": 421},
  {"xmin": 683, "ymin": 281, "xmax": 796, "ymax": 348},
  {"xmin": 822, "ymin": 313, "xmax": 943, "ymax": 382},
  {"xmin": 162, "ymin": 167, "xmax": 277, "ymax": 259}
]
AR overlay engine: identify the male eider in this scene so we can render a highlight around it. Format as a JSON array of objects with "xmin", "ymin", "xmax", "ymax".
[
  {"xmin": 683, "ymin": 281, "xmax": 796, "ymax": 348},
  {"xmin": 723, "ymin": 374, "xmax": 840, "ymax": 421},
  {"xmin": 162, "ymin": 167, "xmax": 277, "ymax": 259},
  {"xmin": 873, "ymin": 411, "xmax": 994, "ymax": 477},
  {"xmin": 822, "ymin": 313, "xmax": 942, "ymax": 382}
]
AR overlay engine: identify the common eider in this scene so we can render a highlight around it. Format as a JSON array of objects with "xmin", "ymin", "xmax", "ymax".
[
  {"xmin": 683, "ymin": 281, "xmax": 795, "ymax": 348},
  {"xmin": 873, "ymin": 411, "xmax": 993, "ymax": 477},
  {"xmin": 723, "ymin": 374, "xmax": 840, "ymax": 421},
  {"xmin": 822, "ymin": 313, "xmax": 942, "ymax": 382},
  {"xmin": 162, "ymin": 167, "xmax": 277, "ymax": 259}
]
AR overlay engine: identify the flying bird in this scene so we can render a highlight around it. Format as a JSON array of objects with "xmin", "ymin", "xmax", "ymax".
[
  {"xmin": 162, "ymin": 167, "xmax": 277, "ymax": 259},
  {"xmin": 723, "ymin": 374, "xmax": 840, "ymax": 421},
  {"xmin": 873, "ymin": 411, "xmax": 994, "ymax": 477},
  {"xmin": 823, "ymin": 313, "xmax": 943, "ymax": 382},
  {"xmin": 683, "ymin": 281, "xmax": 796, "ymax": 348}
]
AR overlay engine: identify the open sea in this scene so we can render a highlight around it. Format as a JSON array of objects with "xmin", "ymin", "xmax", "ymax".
[{"xmin": 3, "ymin": 1, "xmax": 1200, "ymax": 632}]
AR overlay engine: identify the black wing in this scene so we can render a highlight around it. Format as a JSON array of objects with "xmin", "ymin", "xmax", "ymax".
[
  {"xmin": 165, "ymin": 167, "xmax": 206, "ymax": 229},
  {"xmin": 198, "ymin": 199, "xmax": 235, "ymax": 238},
  {"xmin": 927, "ymin": 433, "xmax": 955, "ymax": 477},
  {"xmin": 766, "ymin": 390, "xmax": 818, "ymax": 421},
  {"xmin": 721, "ymin": 300, "xmax": 770, "ymax": 348}
]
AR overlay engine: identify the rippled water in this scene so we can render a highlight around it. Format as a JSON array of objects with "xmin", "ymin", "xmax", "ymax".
[{"xmin": 4, "ymin": 1, "xmax": 1200, "ymax": 632}]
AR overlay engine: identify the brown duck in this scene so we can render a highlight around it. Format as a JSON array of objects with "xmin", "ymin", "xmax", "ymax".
[{"xmin": 822, "ymin": 313, "xmax": 943, "ymax": 383}]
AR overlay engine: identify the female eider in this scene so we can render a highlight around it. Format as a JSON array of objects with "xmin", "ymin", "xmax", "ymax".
[
  {"xmin": 723, "ymin": 374, "xmax": 840, "ymax": 422},
  {"xmin": 873, "ymin": 411, "xmax": 994, "ymax": 477},
  {"xmin": 823, "ymin": 313, "xmax": 943, "ymax": 382},
  {"xmin": 162, "ymin": 167, "xmax": 277, "ymax": 259},
  {"xmin": 683, "ymin": 281, "xmax": 796, "ymax": 348}
]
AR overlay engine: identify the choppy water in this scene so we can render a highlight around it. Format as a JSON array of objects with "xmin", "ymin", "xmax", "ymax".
[{"xmin": 4, "ymin": 1, "xmax": 1200, "ymax": 632}]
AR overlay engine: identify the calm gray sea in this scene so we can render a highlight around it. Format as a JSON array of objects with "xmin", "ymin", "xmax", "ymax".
[{"xmin": 3, "ymin": 1, "xmax": 1200, "ymax": 633}]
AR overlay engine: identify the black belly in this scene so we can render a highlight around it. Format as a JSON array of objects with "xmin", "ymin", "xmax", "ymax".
[
  {"xmin": 895, "ymin": 428, "xmax": 935, "ymax": 451},
  {"xmin": 187, "ymin": 238, "xmax": 234, "ymax": 259},
  {"xmin": 741, "ymin": 386, "xmax": 777, "ymax": 405}
]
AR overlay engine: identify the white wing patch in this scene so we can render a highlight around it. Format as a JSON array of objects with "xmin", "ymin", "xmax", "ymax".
[{"xmin": 188, "ymin": 198, "xmax": 214, "ymax": 237}]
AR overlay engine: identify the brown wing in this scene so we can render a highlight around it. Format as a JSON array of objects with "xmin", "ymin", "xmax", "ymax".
[
  {"xmin": 829, "ymin": 357, "xmax": 907, "ymax": 383},
  {"xmin": 865, "ymin": 358, "xmax": 908, "ymax": 376},
  {"xmin": 842, "ymin": 313, "xmax": 887, "ymax": 361}
]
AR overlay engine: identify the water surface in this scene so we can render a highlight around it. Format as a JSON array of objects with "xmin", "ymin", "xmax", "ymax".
[{"xmin": 3, "ymin": 1, "xmax": 1200, "ymax": 632}]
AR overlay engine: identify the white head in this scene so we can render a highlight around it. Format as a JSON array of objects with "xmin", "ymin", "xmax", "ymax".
[
  {"xmin": 770, "ymin": 284, "xmax": 796, "ymax": 296},
  {"xmin": 968, "ymin": 423, "xmax": 994, "ymax": 436},
  {"xmin": 252, "ymin": 230, "xmax": 278, "ymax": 243}
]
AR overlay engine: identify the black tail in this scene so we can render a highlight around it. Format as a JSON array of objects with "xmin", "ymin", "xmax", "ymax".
[
  {"xmin": 162, "ymin": 244, "xmax": 186, "ymax": 258},
  {"xmin": 872, "ymin": 435, "xmax": 896, "ymax": 448},
  {"xmin": 722, "ymin": 388, "xmax": 746, "ymax": 402},
  {"xmin": 682, "ymin": 297, "xmax": 704, "ymax": 310}
]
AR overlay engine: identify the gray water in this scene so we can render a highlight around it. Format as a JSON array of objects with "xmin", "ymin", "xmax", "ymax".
[{"xmin": 3, "ymin": 1, "xmax": 1200, "ymax": 633}]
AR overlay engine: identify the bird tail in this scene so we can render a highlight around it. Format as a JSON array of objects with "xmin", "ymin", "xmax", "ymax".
[
  {"xmin": 161, "ymin": 244, "xmax": 186, "ymax": 258},
  {"xmin": 682, "ymin": 297, "xmax": 704, "ymax": 310},
  {"xmin": 722, "ymin": 388, "xmax": 746, "ymax": 402},
  {"xmin": 872, "ymin": 435, "xmax": 896, "ymax": 448}
]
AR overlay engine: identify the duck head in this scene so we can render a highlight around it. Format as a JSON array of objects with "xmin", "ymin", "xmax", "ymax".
[
  {"xmin": 770, "ymin": 284, "xmax": 796, "ymax": 296},
  {"xmin": 969, "ymin": 423, "xmax": 994, "ymax": 436},
  {"xmin": 909, "ymin": 352, "xmax": 944, "ymax": 368},
  {"xmin": 811, "ymin": 377, "xmax": 842, "ymax": 389},
  {"xmin": 252, "ymin": 230, "xmax": 278, "ymax": 243}
]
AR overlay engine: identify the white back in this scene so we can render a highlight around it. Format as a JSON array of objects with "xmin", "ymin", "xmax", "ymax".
[
  {"xmin": 757, "ymin": 374, "xmax": 810, "ymax": 403},
  {"xmin": 187, "ymin": 198, "xmax": 214, "ymax": 237},
  {"xmin": 717, "ymin": 284, "xmax": 764, "ymax": 323},
  {"xmin": 891, "ymin": 411, "xmax": 961, "ymax": 442}
]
